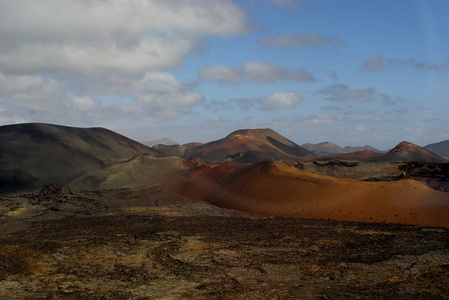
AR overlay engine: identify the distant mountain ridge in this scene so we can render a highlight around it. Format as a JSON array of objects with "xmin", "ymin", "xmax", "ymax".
[
  {"xmin": 301, "ymin": 142, "xmax": 345, "ymax": 156},
  {"xmin": 301, "ymin": 142, "xmax": 382, "ymax": 155},
  {"xmin": 142, "ymin": 138, "xmax": 178, "ymax": 148},
  {"xmin": 304, "ymin": 141, "xmax": 446, "ymax": 163},
  {"xmin": 344, "ymin": 145, "xmax": 382, "ymax": 153},
  {"xmin": 1, "ymin": 123, "xmax": 447, "ymax": 197}
]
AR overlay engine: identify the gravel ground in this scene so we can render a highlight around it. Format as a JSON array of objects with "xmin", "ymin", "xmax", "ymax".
[{"xmin": 1, "ymin": 195, "xmax": 448, "ymax": 299}]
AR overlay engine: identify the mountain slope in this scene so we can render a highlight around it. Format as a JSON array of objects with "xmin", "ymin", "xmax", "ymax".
[
  {"xmin": 383, "ymin": 141, "xmax": 447, "ymax": 163},
  {"xmin": 301, "ymin": 142, "xmax": 345, "ymax": 155},
  {"xmin": 344, "ymin": 145, "xmax": 382, "ymax": 153},
  {"xmin": 424, "ymin": 140, "xmax": 449, "ymax": 159},
  {"xmin": 183, "ymin": 128, "xmax": 315, "ymax": 163},
  {"xmin": 176, "ymin": 161, "xmax": 449, "ymax": 228},
  {"xmin": 142, "ymin": 138, "xmax": 178, "ymax": 148},
  {"xmin": 0, "ymin": 123, "xmax": 161, "ymax": 194},
  {"xmin": 304, "ymin": 142, "xmax": 447, "ymax": 163},
  {"xmin": 302, "ymin": 150, "xmax": 384, "ymax": 162},
  {"xmin": 69, "ymin": 154, "xmax": 188, "ymax": 191},
  {"xmin": 151, "ymin": 144, "xmax": 187, "ymax": 157}
]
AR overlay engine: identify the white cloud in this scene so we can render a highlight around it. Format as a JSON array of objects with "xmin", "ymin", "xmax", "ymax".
[
  {"xmin": 266, "ymin": 0, "xmax": 298, "ymax": 7},
  {"xmin": 360, "ymin": 56, "xmax": 384, "ymax": 72},
  {"xmin": 0, "ymin": 73, "xmax": 101, "ymax": 124},
  {"xmin": 303, "ymin": 113, "xmax": 337, "ymax": 125},
  {"xmin": 133, "ymin": 72, "xmax": 185, "ymax": 94},
  {"xmin": 71, "ymin": 96, "xmax": 100, "ymax": 113},
  {"xmin": 258, "ymin": 92, "xmax": 304, "ymax": 110},
  {"xmin": 388, "ymin": 58, "xmax": 448, "ymax": 71},
  {"xmin": 199, "ymin": 60, "xmax": 316, "ymax": 83},
  {"xmin": 0, "ymin": 69, "xmax": 204, "ymax": 124},
  {"xmin": 317, "ymin": 83, "xmax": 376, "ymax": 103},
  {"xmin": 0, "ymin": 0, "xmax": 242, "ymax": 125},
  {"xmin": 137, "ymin": 91, "xmax": 204, "ymax": 108},
  {"xmin": 0, "ymin": 0, "xmax": 250, "ymax": 75},
  {"xmin": 132, "ymin": 71, "xmax": 205, "ymax": 114},
  {"xmin": 360, "ymin": 55, "xmax": 449, "ymax": 72},
  {"xmin": 260, "ymin": 32, "xmax": 345, "ymax": 48},
  {"xmin": 0, "ymin": 72, "xmax": 65, "ymax": 101}
]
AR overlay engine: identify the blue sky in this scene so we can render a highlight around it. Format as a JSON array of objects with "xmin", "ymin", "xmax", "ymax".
[{"xmin": 0, "ymin": 0, "xmax": 448, "ymax": 149}]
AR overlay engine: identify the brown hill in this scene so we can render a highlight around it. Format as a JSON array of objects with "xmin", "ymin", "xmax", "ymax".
[
  {"xmin": 0, "ymin": 123, "xmax": 161, "ymax": 195},
  {"xmin": 176, "ymin": 161, "xmax": 449, "ymax": 228},
  {"xmin": 183, "ymin": 128, "xmax": 315, "ymax": 163},
  {"xmin": 182, "ymin": 142, "xmax": 204, "ymax": 148},
  {"xmin": 304, "ymin": 142, "xmax": 447, "ymax": 163},
  {"xmin": 303, "ymin": 150, "xmax": 384, "ymax": 162},
  {"xmin": 344, "ymin": 145, "xmax": 382, "ymax": 153},
  {"xmin": 69, "ymin": 154, "xmax": 189, "ymax": 191},
  {"xmin": 424, "ymin": 140, "xmax": 449, "ymax": 159},
  {"xmin": 383, "ymin": 141, "xmax": 447, "ymax": 163},
  {"xmin": 301, "ymin": 142, "xmax": 345, "ymax": 155},
  {"xmin": 151, "ymin": 144, "xmax": 187, "ymax": 157}
]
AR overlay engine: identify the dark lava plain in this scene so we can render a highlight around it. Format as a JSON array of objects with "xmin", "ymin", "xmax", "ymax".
[{"xmin": 1, "ymin": 191, "xmax": 449, "ymax": 299}]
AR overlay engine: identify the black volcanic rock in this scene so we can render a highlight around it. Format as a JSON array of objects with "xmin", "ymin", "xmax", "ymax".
[{"xmin": 0, "ymin": 123, "xmax": 161, "ymax": 195}]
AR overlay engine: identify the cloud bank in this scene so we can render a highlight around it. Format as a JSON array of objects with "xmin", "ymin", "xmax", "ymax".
[
  {"xmin": 0, "ymin": 0, "xmax": 249, "ymax": 75},
  {"xmin": 199, "ymin": 60, "xmax": 316, "ymax": 83},
  {"xmin": 361, "ymin": 55, "xmax": 449, "ymax": 72},
  {"xmin": 260, "ymin": 32, "xmax": 345, "ymax": 48},
  {"xmin": 0, "ymin": 0, "xmax": 249, "ymax": 124}
]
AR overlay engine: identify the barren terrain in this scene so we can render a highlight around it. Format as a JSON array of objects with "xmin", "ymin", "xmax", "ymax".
[
  {"xmin": 1, "ymin": 124, "xmax": 449, "ymax": 298},
  {"xmin": 1, "ymin": 188, "xmax": 448, "ymax": 299}
]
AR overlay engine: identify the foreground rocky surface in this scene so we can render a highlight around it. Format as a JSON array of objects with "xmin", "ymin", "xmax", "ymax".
[{"xmin": 1, "ymin": 189, "xmax": 449, "ymax": 299}]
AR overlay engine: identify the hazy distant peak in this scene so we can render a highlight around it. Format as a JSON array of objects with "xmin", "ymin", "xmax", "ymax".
[
  {"xmin": 143, "ymin": 138, "xmax": 178, "ymax": 147},
  {"xmin": 344, "ymin": 145, "xmax": 381, "ymax": 153},
  {"xmin": 424, "ymin": 139, "xmax": 449, "ymax": 159},
  {"xmin": 301, "ymin": 142, "xmax": 345, "ymax": 155}
]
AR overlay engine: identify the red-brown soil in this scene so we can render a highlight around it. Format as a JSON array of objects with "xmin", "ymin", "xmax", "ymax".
[
  {"xmin": 176, "ymin": 161, "xmax": 449, "ymax": 228},
  {"xmin": 183, "ymin": 128, "xmax": 314, "ymax": 163}
]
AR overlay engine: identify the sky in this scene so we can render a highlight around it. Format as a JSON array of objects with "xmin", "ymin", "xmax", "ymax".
[{"xmin": 0, "ymin": 0, "xmax": 448, "ymax": 150}]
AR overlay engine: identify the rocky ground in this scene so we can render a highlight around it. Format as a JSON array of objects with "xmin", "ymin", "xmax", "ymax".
[
  {"xmin": 289, "ymin": 160, "xmax": 449, "ymax": 193},
  {"xmin": 1, "ymin": 186, "xmax": 449, "ymax": 299}
]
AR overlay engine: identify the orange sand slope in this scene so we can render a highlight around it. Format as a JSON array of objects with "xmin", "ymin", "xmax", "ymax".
[{"xmin": 177, "ymin": 161, "xmax": 449, "ymax": 228}]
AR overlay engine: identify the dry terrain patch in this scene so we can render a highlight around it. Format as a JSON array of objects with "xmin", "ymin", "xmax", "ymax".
[{"xmin": 1, "ymin": 194, "xmax": 449, "ymax": 299}]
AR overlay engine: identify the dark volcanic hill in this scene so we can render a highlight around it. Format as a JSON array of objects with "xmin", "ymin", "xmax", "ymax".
[
  {"xmin": 384, "ymin": 141, "xmax": 447, "ymax": 163},
  {"xmin": 301, "ymin": 142, "xmax": 345, "ymax": 155},
  {"xmin": 183, "ymin": 128, "xmax": 315, "ymax": 163},
  {"xmin": 424, "ymin": 140, "xmax": 449, "ymax": 159},
  {"xmin": 0, "ymin": 123, "xmax": 161, "ymax": 194}
]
